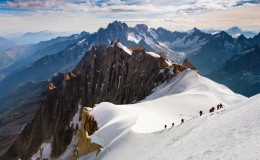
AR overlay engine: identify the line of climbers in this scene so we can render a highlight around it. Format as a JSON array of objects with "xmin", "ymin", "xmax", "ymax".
[
  {"xmin": 209, "ymin": 103, "xmax": 224, "ymax": 113},
  {"xmin": 164, "ymin": 103, "xmax": 225, "ymax": 129},
  {"xmin": 164, "ymin": 119, "xmax": 184, "ymax": 129}
]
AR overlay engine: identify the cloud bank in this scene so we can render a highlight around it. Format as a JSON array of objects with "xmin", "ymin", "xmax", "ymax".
[
  {"xmin": 0, "ymin": 0, "xmax": 259, "ymax": 34},
  {"xmin": 6, "ymin": 0, "xmax": 260, "ymax": 14}
]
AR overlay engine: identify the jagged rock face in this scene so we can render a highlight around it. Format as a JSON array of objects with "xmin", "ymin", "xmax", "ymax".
[
  {"xmin": 77, "ymin": 44, "xmax": 172, "ymax": 106},
  {"xmin": 3, "ymin": 43, "xmax": 194, "ymax": 159},
  {"xmin": 3, "ymin": 75, "xmax": 79, "ymax": 159},
  {"xmin": 72, "ymin": 44, "xmax": 182, "ymax": 158}
]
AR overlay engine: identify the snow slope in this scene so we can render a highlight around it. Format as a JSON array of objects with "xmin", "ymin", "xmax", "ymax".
[
  {"xmin": 145, "ymin": 51, "xmax": 160, "ymax": 58},
  {"xmin": 31, "ymin": 143, "xmax": 52, "ymax": 160},
  {"xmin": 96, "ymin": 94, "xmax": 260, "ymax": 160},
  {"xmin": 81, "ymin": 69, "xmax": 250, "ymax": 160},
  {"xmin": 117, "ymin": 42, "xmax": 132, "ymax": 55}
]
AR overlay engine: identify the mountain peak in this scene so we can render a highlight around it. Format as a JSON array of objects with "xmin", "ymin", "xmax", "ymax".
[
  {"xmin": 218, "ymin": 31, "xmax": 231, "ymax": 38},
  {"xmin": 134, "ymin": 24, "xmax": 148, "ymax": 32},
  {"xmin": 192, "ymin": 27, "xmax": 199, "ymax": 31},
  {"xmin": 237, "ymin": 34, "xmax": 247, "ymax": 40},
  {"xmin": 227, "ymin": 26, "xmax": 242, "ymax": 32},
  {"xmin": 188, "ymin": 27, "xmax": 201, "ymax": 34},
  {"xmin": 226, "ymin": 26, "xmax": 243, "ymax": 36},
  {"xmin": 107, "ymin": 21, "xmax": 128, "ymax": 29},
  {"xmin": 156, "ymin": 27, "xmax": 170, "ymax": 33}
]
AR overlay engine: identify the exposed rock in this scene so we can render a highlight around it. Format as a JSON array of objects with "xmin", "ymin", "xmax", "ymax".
[
  {"xmin": 48, "ymin": 82, "xmax": 56, "ymax": 91},
  {"xmin": 2, "ymin": 42, "xmax": 196, "ymax": 159},
  {"xmin": 71, "ymin": 107, "xmax": 101, "ymax": 160},
  {"xmin": 182, "ymin": 58, "xmax": 198, "ymax": 71},
  {"xmin": 65, "ymin": 71, "xmax": 76, "ymax": 81},
  {"xmin": 134, "ymin": 45, "xmax": 146, "ymax": 51}
]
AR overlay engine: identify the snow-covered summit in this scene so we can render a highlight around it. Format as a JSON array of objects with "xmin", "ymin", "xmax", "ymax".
[{"xmin": 144, "ymin": 69, "xmax": 243, "ymax": 103}]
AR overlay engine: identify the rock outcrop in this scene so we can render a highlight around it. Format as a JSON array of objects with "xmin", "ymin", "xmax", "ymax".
[
  {"xmin": 71, "ymin": 107, "xmax": 101, "ymax": 160},
  {"xmin": 182, "ymin": 58, "xmax": 198, "ymax": 72},
  {"xmin": 2, "ymin": 42, "xmax": 196, "ymax": 159}
]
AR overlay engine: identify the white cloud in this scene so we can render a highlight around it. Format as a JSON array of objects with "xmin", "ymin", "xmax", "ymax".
[
  {"xmin": 6, "ymin": 0, "xmax": 259, "ymax": 14},
  {"xmin": 0, "ymin": 0, "xmax": 259, "ymax": 34}
]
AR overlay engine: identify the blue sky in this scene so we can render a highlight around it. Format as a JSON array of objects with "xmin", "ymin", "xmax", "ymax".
[{"xmin": 0, "ymin": 0, "xmax": 260, "ymax": 34}]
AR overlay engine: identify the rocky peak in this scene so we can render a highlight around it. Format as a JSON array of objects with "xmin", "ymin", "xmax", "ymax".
[
  {"xmin": 219, "ymin": 31, "xmax": 232, "ymax": 39},
  {"xmin": 156, "ymin": 27, "xmax": 169, "ymax": 34},
  {"xmin": 237, "ymin": 34, "xmax": 247, "ymax": 40},
  {"xmin": 252, "ymin": 32, "xmax": 260, "ymax": 44},
  {"xmin": 134, "ymin": 45, "xmax": 146, "ymax": 52},
  {"xmin": 107, "ymin": 20, "xmax": 128, "ymax": 31},
  {"xmin": 182, "ymin": 58, "xmax": 197, "ymax": 71},
  {"xmin": 190, "ymin": 27, "xmax": 201, "ymax": 34},
  {"xmin": 226, "ymin": 26, "xmax": 242, "ymax": 35},
  {"xmin": 79, "ymin": 31, "xmax": 90, "ymax": 37},
  {"xmin": 135, "ymin": 24, "xmax": 149, "ymax": 33},
  {"xmin": 236, "ymin": 34, "xmax": 250, "ymax": 46}
]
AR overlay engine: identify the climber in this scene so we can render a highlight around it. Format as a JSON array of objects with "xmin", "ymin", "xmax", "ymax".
[
  {"xmin": 199, "ymin": 111, "xmax": 203, "ymax": 116},
  {"xmin": 217, "ymin": 104, "xmax": 220, "ymax": 110},
  {"xmin": 164, "ymin": 125, "xmax": 167, "ymax": 129},
  {"xmin": 172, "ymin": 123, "xmax": 175, "ymax": 127},
  {"xmin": 181, "ymin": 119, "xmax": 184, "ymax": 124},
  {"xmin": 210, "ymin": 107, "xmax": 215, "ymax": 113},
  {"xmin": 220, "ymin": 103, "xmax": 223, "ymax": 108}
]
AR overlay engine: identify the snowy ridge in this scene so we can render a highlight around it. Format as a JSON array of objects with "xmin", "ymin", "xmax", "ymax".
[
  {"xmin": 242, "ymin": 47, "xmax": 255, "ymax": 55},
  {"xmin": 127, "ymin": 32, "xmax": 141, "ymax": 43},
  {"xmin": 117, "ymin": 42, "xmax": 132, "ymax": 55},
  {"xmin": 145, "ymin": 51, "xmax": 160, "ymax": 58},
  {"xmin": 77, "ymin": 39, "xmax": 86, "ymax": 45},
  {"xmin": 82, "ymin": 70, "xmax": 248, "ymax": 160},
  {"xmin": 95, "ymin": 94, "xmax": 260, "ymax": 160},
  {"xmin": 144, "ymin": 69, "xmax": 242, "ymax": 103},
  {"xmin": 232, "ymin": 47, "xmax": 256, "ymax": 61}
]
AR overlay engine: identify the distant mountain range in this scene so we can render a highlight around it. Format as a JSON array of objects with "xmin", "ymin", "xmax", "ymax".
[
  {"xmin": 204, "ymin": 26, "xmax": 259, "ymax": 38},
  {"xmin": 0, "ymin": 32, "xmax": 90, "ymax": 98},
  {"xmin": 0, "ymin": 32, "xmax": 89, "ymax": 76},
  {"xmin": 0, "ymin": 37, "xmax": 16, "ymax": 52},
  {"xmin": 3, "ymin": 30, "xmax": 76, "ymax": 45},
  {"xmin": 203, "ymin": 26, "xmax": 259, "ymax": 38},
  {"xmin": 0, "ymin": 21, "xmax": 260, "ymax": 100}
]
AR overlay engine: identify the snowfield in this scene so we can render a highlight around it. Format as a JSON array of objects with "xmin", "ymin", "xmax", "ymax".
[
  {"xmin": 74, "ymin": 69, "xmax": 260, "ymax": 160},
  {"xmin": 95, "ymin": 94, "xmax": 260, "ymax": 160}
]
